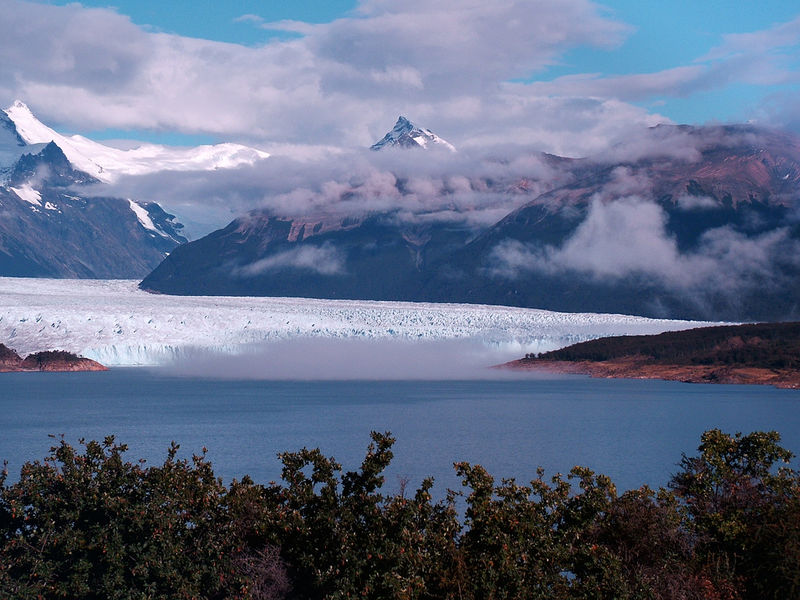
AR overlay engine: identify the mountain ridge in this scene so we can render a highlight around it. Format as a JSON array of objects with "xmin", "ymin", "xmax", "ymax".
[
  {"xmin": 4, "ymin": 101, "xmax": 270, "ymax": 182},
  {"xmin": 140, "ymin": 121, "xmax": 800, "ymax": 321},
  {"xmin": 0, "ymin": 114, "xmax": 187, "ymax": 278}
]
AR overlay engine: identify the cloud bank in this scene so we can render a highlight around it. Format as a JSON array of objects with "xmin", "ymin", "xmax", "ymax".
[
  {"xmin": 164, "ymin": 337, "xmax": 540, "ymax": 380},
  {"xmin": 487, "ymin": 196, "xmax": 800, "ymax": 311},
  {"xmin": 0, "ymin": 0, "xmax": 657, "ymax": 155},
  {"xmin": 2, "ymin": 0, "xmax": 798, "ymax": 163},
  {"xmin": 94, "ymin": 144, "xmax": 573, "ymax": 236}
]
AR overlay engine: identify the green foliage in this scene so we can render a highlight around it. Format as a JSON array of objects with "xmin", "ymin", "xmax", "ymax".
[
  {"xmin": 0, "ymin": 436, "xmax": 250, "ymax": 599},
  {"xmin": 670, "ymin": 429, "xmax": 799, "ymax": 599},
  {"xmin": 1, "ymin": 429, "xmax": 799, "ymax": 599},
  {"xmin": 260, "ymin": 432, "xmax": 461, "ymax": 599}
]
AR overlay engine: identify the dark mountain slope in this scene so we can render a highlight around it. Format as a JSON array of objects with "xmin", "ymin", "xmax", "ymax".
[
  {"xmin": 0, "ymin": 140, "xmax": 186, "ymax": 278},
  {"xmin": 141, "ymin": 124, "xmax": 800, "ymax": 321}
]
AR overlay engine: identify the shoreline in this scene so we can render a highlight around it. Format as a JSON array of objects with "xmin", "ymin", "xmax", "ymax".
[
  {"xmin": 503, "ymin": 357, "xmax": 800, "ymax": 389},
  {"xmin": 0, "ymin": 344, "xmax": 108, "ymax": 373}
]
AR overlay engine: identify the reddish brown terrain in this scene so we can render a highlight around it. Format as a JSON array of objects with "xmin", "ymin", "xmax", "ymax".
[
  {"xmin": 0, "ymin": 344, "xmax": 107, "ymax": 372},
  {"xmin": 504, "ymin": 322, "xmax": 800, "ymax": 389}
]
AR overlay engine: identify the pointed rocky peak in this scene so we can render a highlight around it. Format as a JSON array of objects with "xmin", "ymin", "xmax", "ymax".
[
  {"xmin": 391, "ymin": 116, "xmax": 414, "ymax": 134},
  {"xmin": 370, "ymin": 116, "xmax": 456, "ymax": 152},
  {"xmin": 10, "ymin": 141, "xmax": 98, "ymax": 187}
]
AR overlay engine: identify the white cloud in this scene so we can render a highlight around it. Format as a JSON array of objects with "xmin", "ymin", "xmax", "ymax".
[
  {"xmin": 96, "ymin": 144, "xmax": 574, "ymax": 236},
  {"xmin": 487, "ymin": 196, "xmax": 800, "ymax": 303},
  {"xmin": 0, "ymin": 0, "xmax": 654, "ymax": 155},
  {"xmin": 675, "ymin": 194, "xmax": 717, "ymax": 210},
  {"xmin": 3, "ymin": 0, "xmax": 798, "ymax": 153},
  {"xmin": 235, "ymin": 242, "xmax": 346, "ymax": 276}
]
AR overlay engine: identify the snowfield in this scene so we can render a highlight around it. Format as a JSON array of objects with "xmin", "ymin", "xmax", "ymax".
[
  {"xmin": 5, "ymin": 101, "xmax": 269, "ymax": 182},
  {"xmin": 0, "ymin": 277, "xmax": 719, "ymax": 368}
]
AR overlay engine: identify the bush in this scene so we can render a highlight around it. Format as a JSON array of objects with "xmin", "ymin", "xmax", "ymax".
[
  {"xmin": 1, "ymin": 429, "xmax": 798, "ymax": 599},
  {"xmin": 0, "ymin": 436, "xmax": 250, "ymax": 599}
]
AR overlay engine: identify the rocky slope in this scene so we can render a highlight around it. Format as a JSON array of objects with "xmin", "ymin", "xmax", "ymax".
[
  {"xmin": 428, "ymin": 124, "xmax": 800, "ymax": 319},
  {"xmin": 0, "ymin": 108, "xmax": 187, "ymax": 278}
]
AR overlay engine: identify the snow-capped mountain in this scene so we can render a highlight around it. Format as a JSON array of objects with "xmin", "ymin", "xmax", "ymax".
[
  {"xmin": 370, "ymin": 116, "xmax": 456, "ymax": 152},
  {"xmin": 5, "ymin": 101, "xmax": 270, "ymax": 182},
  {"xmin": 0, "ymin": 108, "xmax": 31, "ymax": 172},
  {"xmin": 143, "ymin": 123, "xmax": 800, "ymax": 322},
  {"xmin": 0, "ymin": 115, "xmax": 187, "ymax": 278}
]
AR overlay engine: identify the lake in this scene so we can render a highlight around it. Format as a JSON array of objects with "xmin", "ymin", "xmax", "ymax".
[{"xmin": 2, "ymin": 369, "xmax": 799, "ymax": 497}]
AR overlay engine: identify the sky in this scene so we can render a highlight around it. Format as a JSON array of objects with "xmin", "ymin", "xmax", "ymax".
[{"xmin": 2, "ymin": 0, "xmax": 799, "ymax": 155}]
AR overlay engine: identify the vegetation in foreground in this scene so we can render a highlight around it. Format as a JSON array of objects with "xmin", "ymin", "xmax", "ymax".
[{"xmin": 1, "ymin": 429, "xmax": 799, "ymax": 600}]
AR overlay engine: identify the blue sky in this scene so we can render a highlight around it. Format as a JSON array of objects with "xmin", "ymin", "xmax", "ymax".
[
  {"xmin": 546, "ymin": 0, "xmax": 800, "ymax": 124},
  {"xmin": 41, "ymin": 0, "xmax": 800, "ymax": 129},
  {"xmin": 47, "ymin": 0, "xmax": 360, "ymax": 44},
  {"xmin": 6, "ymin": 1, "xmax": 800, "ymax": 153}
]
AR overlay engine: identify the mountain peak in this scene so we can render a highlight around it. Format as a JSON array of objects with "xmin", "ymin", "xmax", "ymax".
[
  {"xmin": 9, "ymin": 100, "xmax": 32, "ymax": 113},
  {"xmin": 10, "ymin": 140, "xmax": 98, "ymax": 187},
  {"xmin": 394, "ymin": 116, "xmax": 413, "ymax": 130},
  {"xmin": 371, "ymin": 116, "xmax": 456, "ymax": 152},
  {"xmin": 3, "ymin": 100, "xmax": 270, "ymax": 183}
]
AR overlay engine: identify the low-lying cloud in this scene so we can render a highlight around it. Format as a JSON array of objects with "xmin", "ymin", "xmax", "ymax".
[
  {"xmin": 93, "ymin": 145, "xmax": 573, "ymax": 237},
  {"xmin": 488, "ymin": 196, "xmax": 800, "ymax": 306},
  {"xmin": 235, "ymin": 242, "xmax": 346, "ymax": 277},
  {"xmin": 164, "ymin": 337, "xmax": 543, "ymax": 380}
]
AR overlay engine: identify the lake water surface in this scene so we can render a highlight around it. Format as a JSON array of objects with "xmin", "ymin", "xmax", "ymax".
[{"xmin": 2, "ymin": 369, "xmax": 799, "ymax": 496}]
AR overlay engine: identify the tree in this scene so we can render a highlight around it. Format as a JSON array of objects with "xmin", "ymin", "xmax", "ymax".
[
  {"xmin": 670, "ymin": 429, "xmax": 799, "ymax": 599},
  {"xmin": 0, "ymin": 436, "xmax": 249, "ymax": 599}
]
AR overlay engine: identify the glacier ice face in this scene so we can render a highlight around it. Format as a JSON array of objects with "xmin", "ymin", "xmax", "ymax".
[{"xmin": 0, "ymin": 277, "xmax": 720, "ymax": 367}]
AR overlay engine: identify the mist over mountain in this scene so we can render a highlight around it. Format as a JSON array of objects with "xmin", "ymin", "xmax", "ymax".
[{"xmin": 141, "ymin": 120, "xmax": 800, "ymax": 321}]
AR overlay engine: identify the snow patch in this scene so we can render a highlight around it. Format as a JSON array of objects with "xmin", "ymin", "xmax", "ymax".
[
  {"xmin": 10, "ymin": 184, "xmax": 41, "ymax": 206},
  {"xmin": 128, "ymin": 200, "xmax": 160, "ymax": 235}
]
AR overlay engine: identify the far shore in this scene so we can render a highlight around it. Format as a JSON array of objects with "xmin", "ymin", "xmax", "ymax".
[
  {"xmin": 0, "ymin": 344, "xmax": 108, "ymax": 373},
  {"xmin": 503, "ymin": 357, "xmax": 800, "ymax": 389}
]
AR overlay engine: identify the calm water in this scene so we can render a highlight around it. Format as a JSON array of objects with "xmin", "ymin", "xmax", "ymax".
[{"xmin": 1, "ymin": 369, "xmax": 799, "ymax": 495}]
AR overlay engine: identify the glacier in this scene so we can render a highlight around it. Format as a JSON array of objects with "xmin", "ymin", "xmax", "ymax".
[{"xmin": 0, "ymin": 277, "xmax": 719, "ymax": 368}]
